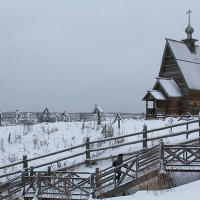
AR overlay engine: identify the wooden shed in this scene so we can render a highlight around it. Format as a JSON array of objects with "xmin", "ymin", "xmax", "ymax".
[{"xmin": 143, "ymin": 16, "xmax": 200, "ymax": 118}]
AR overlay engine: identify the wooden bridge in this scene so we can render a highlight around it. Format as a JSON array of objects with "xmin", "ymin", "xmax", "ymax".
[{"xmin": 1, "ymin": 119, "xmax": 200, "ymax": 199}]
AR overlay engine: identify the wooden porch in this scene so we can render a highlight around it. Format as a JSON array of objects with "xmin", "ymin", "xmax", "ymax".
[{"xmin": 143, "ymin": 90, "xmax": 167, "ymax": 119}]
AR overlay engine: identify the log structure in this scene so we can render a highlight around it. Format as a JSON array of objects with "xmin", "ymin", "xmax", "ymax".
[{"xmin": 143, "ymin": 11, "xmax": 200, "ymax": 118}]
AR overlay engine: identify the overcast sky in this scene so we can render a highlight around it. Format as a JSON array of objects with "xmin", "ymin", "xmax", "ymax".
[{"xmin": 0, "ymin": 0, "xmax": 200, "ymax": 113}]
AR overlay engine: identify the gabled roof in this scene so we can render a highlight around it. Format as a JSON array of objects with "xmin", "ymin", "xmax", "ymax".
[
  {"xmin": 142, "ymin": 90, "xmax": 166, "ymax": 101},
  {"xmin": 153, "ymin": 78, "xmax": 182, "ymax": 98},
  {"xmin": 167, "ymin": 39, "xmax": 200, "ymax": 90}
]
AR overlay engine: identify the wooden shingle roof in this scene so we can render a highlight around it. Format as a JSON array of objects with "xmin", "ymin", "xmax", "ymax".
[{"xmin": 167, "ymin": 39, "xmax": 200, "ymax": 90}]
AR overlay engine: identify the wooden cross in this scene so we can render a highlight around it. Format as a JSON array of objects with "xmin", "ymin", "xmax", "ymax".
[{"xmin": 186, "ymin": 9, "xmax": 192, "ymax": 25}]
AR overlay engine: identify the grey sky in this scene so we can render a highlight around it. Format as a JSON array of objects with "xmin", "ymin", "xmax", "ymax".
[{"xmin": 0, "ymin": 0, "xmax": 200, "ymax": 113}]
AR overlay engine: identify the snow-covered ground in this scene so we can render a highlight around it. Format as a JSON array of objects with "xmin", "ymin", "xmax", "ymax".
[
  {"xmin": 0, "ymin": 117, "xmax": 199, "ymax": 175},
  {"xmin": 1, "ymin": 117, "xmax": 200, "ymax": 199},
  {"xmin": 103, "ymin": 180, "xmax": 200, "ymax": 200}
]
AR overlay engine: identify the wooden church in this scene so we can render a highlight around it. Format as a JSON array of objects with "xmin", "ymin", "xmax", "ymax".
[{"xmin": 143, "ymin": 11, "xmax": 200, "ymax": 118}]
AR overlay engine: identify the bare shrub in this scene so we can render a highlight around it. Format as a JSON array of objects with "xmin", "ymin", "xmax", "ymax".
[
  {"xmin": 101, "ymin": 124, "xmax": 114, "ymax": 138},
  {"xmin": 22, "ymin": 124, "xmax": 33, "ymax": 136},
  {"xmin": 15, "ymin": 134, "xmax": 22, "ymax": 144},
  {"xmin": 7, "ymin": 153, "xmax": 18, "ymax": 163}
]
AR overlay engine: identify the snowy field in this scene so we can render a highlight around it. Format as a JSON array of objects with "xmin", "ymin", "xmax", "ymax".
[
  {"xmin": 1, "ymin": 116, "xmax": 200, "ymax": 199},
  {"xmin": 0, "ymin": 117, "xmax": 200, "ymax": 175}
]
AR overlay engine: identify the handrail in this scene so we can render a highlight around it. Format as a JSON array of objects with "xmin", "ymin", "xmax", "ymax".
[
  {"xmin": 88, "ymin": 119, "xmax": 200, "ymax": 145},
  {"xmin": 89, "ymin": 127, "xmax": 200, "ymax": 152}
]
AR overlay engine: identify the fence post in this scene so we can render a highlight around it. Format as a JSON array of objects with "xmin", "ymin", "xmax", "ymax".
[
  {"xmin": 36, "ymin": 172, "xmax": 41, "ymax": 196},
  {"xmin": 160, "ymin": 139, "xmax": 164, "ymax": 162},
  {"xmin": 21, "ymin": 170, "xmax": 26, "ymax": 196},
  {"xmin": 30, "ymin": 166, "xmax": 34, "ymax": 182},
  {"xmin": 23, "ymin": 155, "xmax": 28, "ymax": 176},
  {"xmin": 90, "ymin": 173, "xmax": 95, "ymax": 198},
  {"xmin": 143, "ymin": 124, "xmax": 147, "ymax": 148},
  {"xmin": 186, "ymin": 123, "xmax": 189, "ymax": 139},
  {"xmin": 85, "ymin": 137, "xmax": 91, "ymax": 167},
  {"xmin": 95, "ymin": 168, "xmax": 100, "ymax": 189},
  {"xmin": 136, "ymin": 155, "xmax": 139, "ymax": 178},
  {"xmin": 97, "ymin": 112, "xmax": 101, "ymax": 125},
  {"xmin": 47, "ymin": 166, "xmax": 51, "ymax": 183},
  {"xmin": 159, "ymin": 139, "xmax": 166, "ymax": 189}
]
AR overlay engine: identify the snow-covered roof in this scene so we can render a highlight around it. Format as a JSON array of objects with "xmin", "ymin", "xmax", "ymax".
[
  {"xmin": 167, "ymin": 39, "xmax": 200, "ymax": 90},
  {"xmin": 142, "ymin": 90, "xmax": 166, "ymax": 101},
  {"xmin": 154, "ymin": 78, "xmax": 182, "ymax": 97}
]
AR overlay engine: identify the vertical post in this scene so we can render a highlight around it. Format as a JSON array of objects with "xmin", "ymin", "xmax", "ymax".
[
  {"xmin": 118, "ymin": 119, "xmax": 120, "ymax": 129},
  {"xmin": 85, "ymin": 137, "xmax": 91, "ymax": 167},
  {"xmin": 143, "ymin": 124, "xmax": 147, "ymax": 148},
  {"xmin": 95, "ymin": 168, "xmax": 100, "ymax": 189},
  {"xmin": 21, "ymin": 170, "xmax": 26, "ymax": 196},
  {"xmin": 186, "ymin": 123, "xmax": 189, "ymax": 139},
  {"xmin": 159, "ymin": 139, "xmax": 166, "ymax": 189},
  {"xmin": 90, "ymin": 173, "xmax": 95, "ymax": 190},
  {"xmin": 36, "ymin": 172, "xmax": 41, "ymax": 196},
  {"xmin": 160, "ymin": 139, "xmax": 164, "ymax": 161},
  {"xmin": 155, "ymin": 100, "xmax": 157, "ymax": 118},
  {"xmin": 90, "ymin": 173, "xmax": 95, "ymax": 198},
  {"xmin": 23, "ymin": 155, "xmax": 28, "ymax": 169},
  {"xmin": 47, "ymin": 166, "xmax": 51, "ymax": 183},
  {"xmin": 23, "ymin": 155, "xmax": 28, "ymax": 176},
  {"xmin": 146, "ymin": 101, "xmax": 148, "ymax": 120},
  {"xmin": 30, "ymin": 166, "xmax": 34, "ymax": 182},
  {"xmin": 97, "ymin": 112, "xmax": 101, "ymax": 125},
  {"xmin": 136, "ymin": 155, "xmax": 139, "ymax": 178}
]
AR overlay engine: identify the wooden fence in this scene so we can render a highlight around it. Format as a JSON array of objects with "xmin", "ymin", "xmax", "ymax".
[
  {"xmin": 2, "ymin": 140, "xmax": 200, "ymax": 199},
  {"xmin": 1, "ymin": 119, "xmax": 200, "ymax": 180},
  {"xmin": 0, "ymin": 112, "xmax": 142, "ymax": 126},
  {"xmin": 1, "ymin": 119, "xmax": 200, "ymax": 199}
]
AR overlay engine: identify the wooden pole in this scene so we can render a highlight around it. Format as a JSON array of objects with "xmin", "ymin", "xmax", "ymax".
[
  {"xmin": 23, "ymin": 155, "xmax": 28, "ymax": 176},
  {"xmin": 186, "ymin": 123, "xmax": 189, "ymax": 139},
  {"xmin": 146, "ymin": 101, "xmax": 148, "ymax": 120},
  {"xmin": 118, "ymin": 119, "xmax": 120, "ymax": 129},
  {"xmin": 21, "ymin": 170, "xmax": 26, "ymax": 196},
  {"xmin": 97, "ymin": 112, "xmax": 101, "ymax": 125},
  {"xmin": 85, "ymin": 137, "xmax": 91, "ymax": 167},
  {"xmin": 95, "ymin": 168, "xmax": 100, "ymax": 189},
  {"xmin": 36, "ymin": 172, "xmax": 41, "ymax": 196},
  {"xmin": 30, "ymin": 166, "xmax": 34, "ymax": 182},
  {"xmin": 143, "ymin": 124, "xmax": 147, "ymax": 148},
  {"xmin": 136, "ymin": 155, "xmax": 139, "ymax": 178},
  {"xmin": 47, "ymin": 166, "xmax": 51, "ymax": 182}
]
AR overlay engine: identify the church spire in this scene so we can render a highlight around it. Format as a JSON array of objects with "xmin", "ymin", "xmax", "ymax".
[
  {"xmin": 185, "ymin": 10, "xmax": 194, "ymax": 39},
  {"xmin": 182, "ymin": 9, "xmax": 198, "ymax": 53}
]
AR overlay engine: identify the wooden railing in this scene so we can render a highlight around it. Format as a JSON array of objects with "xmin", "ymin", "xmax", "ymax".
[
  {"xmin": 1, "ymin": 119, "xmax": 200, "ymax": 199},
  {"xmin": 163, "ymin": 144, "xmax": 200, "ymax": 172},
  {"xmin": 93, "ymin": 144, "xmax": 161, "ymax": 198},
  {"xmin": 2, "ymin": 140, "xmax": 200, "ymax": 199},
  {"xmin": 1, "ymin": 119, "xmax": 200, "ymax": 180}
]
